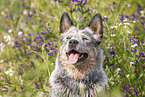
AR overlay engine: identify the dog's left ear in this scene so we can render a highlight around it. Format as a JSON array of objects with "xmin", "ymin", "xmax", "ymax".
[
  {"xmin": 60, "ymin": 12, "xmax": 73, "ymax": 34},
  {"xmin": 88, "ymin": 13, "xmax": 103, "ymax": 41}
]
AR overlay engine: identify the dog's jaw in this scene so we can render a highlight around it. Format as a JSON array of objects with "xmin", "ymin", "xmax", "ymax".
[
  {"xmin": 60, "ymin": 46, "xmax": 96, "ymax": 79},
  {"xmin": 66, "ymin": 49, "xmax": 88, "ymax": 65}
]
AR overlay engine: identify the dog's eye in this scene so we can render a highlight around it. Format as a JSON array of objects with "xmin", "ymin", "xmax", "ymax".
[
  {"xmin": 82, "ymin": 37, "xmax": 88, "ymax": 41},
  {"xmin": 66, "ymin": 37, "xmax": 71, "ymax": 40}
]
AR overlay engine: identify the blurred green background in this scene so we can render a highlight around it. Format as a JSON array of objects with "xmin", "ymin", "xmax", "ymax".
[{"xmin": 0, "ymin": 0, "xmax": 144, "ymax": 97}]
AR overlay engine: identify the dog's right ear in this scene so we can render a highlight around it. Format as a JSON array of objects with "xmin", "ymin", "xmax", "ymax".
[{"xmin": 60, "ymin": 12, "xmax": 73, "ymax": 34}]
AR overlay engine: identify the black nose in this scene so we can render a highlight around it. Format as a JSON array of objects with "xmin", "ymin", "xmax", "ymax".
[{"xmin": 69, "ymin": 39, "xmax": 79, "ymax": 45}]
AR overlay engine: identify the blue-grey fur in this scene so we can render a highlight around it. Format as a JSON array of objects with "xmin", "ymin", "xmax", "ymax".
[{"xmin": 49, "ymin": 12, "xmax": 107, "ymax": 97}]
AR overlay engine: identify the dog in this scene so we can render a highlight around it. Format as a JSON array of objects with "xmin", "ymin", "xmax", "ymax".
[{"xmin": 49, "ymin": 12, "xmax": 107, "ymax": 97}]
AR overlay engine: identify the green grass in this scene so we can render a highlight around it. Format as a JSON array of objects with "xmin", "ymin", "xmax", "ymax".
[{"xmin": 0, "ymin": 0, "xmax": 145, "ymax": 96}]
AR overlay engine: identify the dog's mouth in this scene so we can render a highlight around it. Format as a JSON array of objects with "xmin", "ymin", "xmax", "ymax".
[{"xmin": 66, "ymin": 49, "xmax": 88, "ymax": 64}]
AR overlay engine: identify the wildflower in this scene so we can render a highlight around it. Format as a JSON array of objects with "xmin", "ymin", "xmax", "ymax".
[
  {"xmin": 126, "ymin": 74, "xmax": 130, "ymax": 78},
  {"xmin": 41, "ymin": 32, "xmax": 46, "ymax": 35},
  {"xmin": 4, "ymin": 26, "xmax": 7, "ymax": 29},
  {"xmin": 111, "ymin": 34, "xmax": 116, "ymax": 37},
  {"xmin": 111, "ymin": 25, "xmax": 118, "ymax": 29},
  {"xmin": 133, "ymin": 21, "xmax": 136, "ymax": 23},
  {"xmin": 123, "ymin": 19, "xmax": 128, "ymax": 22},
  {"xmin": 51, "ymin": 63, "xmax": 54, "ymax": 66},
  {"xmin": 116, "ymin": 68, "xmax": 121, "ymax": 72},
  {"xmin": 24, "ymin": 5, "xmax": 29, "ymax": 8},
  {"xmin": 33, "ymin": 10, "xmax": 36, "ymax": 13},
  {"xmin": 104, "ymin": 16, "xmax": 107, "ymax": 18},
  {"xmin": 0, "ymin": 60, "xmax": 3, "ymax": 63},
  {"xmin": 35, "ymin": 83, "xmax": 39, "ymax": 89},
  {"xmin": 23, "ymin": 10, "xmax": 28, "ymax": 15},
  {"xmin": 8, "ymin": 29, "xmax": 12, "ymax": 33},
  {"xmin": 123, "ymin": 22, "xmax": 130, "ymax": 25},
  {"xmin": 110, "ymin": 51, "xmax": 115, "ymax": 55},
  {"xmin": 23, "ymin": 18, "xmax": 26, "ymax": 23},
  {"xmin": 31, "ymin": 2, "xmax": 35, "ymax": 8},
  {"xmin": 137, "ymin": 4, "xmax": 141, "ymax": 10},
  {"xmin": 48, "ymin": 52, "xmax": 51, "ymax": 56},
  {"xmin": 4, "ymin": 35, "xmax": 11, "ymax": 42},
  {"xmin": 118, "ymin": 23, "xmax": 123, "ymax": 26},
  {"xmin": 130, "ymin": 62, "xmax": 134, "ymax": 65},
  {"xmin": 28, "ymin": 13, "xmax": 32, "ymax": 18},
  {"xmin": 8, "ymin": 14, "xmax": 12, "ymax": 18},
  {"xmin": 17, "ymin": 31, "xmax": 23, "ymax": 36},
  {"xmin": 31, "ymin": 22, "xmax": 35, "ymax": 25},
  {"xmin": 50, "ymin": 47, "xmax": 53, "ymax": 50},
  {"xmin": 127, "ymin": 31, "xmax": 132, "ymax": 34},
  {"xmin": 4, "ymin": 69, "xmax": 14, "ymax": 76},
  {"xmin": 133, "ymin": 88, "xmax": 138, "ymax": 95},
  {"xmin": 131, "ymin": 44, "xmax": 138, "ymax": 48}
]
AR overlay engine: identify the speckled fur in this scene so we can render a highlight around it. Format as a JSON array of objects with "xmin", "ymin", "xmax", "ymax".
[{"xmin": 49, "ymin": 12, "xmax": 107, "ymax": 97}]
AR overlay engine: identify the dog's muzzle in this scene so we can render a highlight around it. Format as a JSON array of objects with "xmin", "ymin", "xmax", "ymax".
[
  {"xmin": 66, "ymin": 39, "xmax": 88, "ymax": 64},
  {"xmin": 69, "ymin": 39, "xmax": 79, "ymax": 49}
]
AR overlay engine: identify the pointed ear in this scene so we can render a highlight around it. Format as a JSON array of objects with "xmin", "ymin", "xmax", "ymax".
[
  {"xmin": 59, "ymin": 12, "xmax": 73, "ymax": 34},
  {"xmin": 88, "ymin": 13, "xmax": 103, "ymax": 39}
]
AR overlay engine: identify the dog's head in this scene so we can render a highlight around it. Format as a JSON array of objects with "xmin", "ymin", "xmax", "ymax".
[{"xmin": 59, "ymin": 12, "xmax": 103, "ymax": 79}]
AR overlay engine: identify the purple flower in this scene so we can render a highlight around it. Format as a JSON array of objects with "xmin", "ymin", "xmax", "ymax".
[
  {"xmin": 50, "ymin": 47, "xmax": 53, "ymax": 50},
  {"xmin": 33, "ymin": 10, "xmax": 36, "ymax": 13},
  {"xmin": 48, "ymin": 52, "xmax": 51, "ymax": 56},
  {"xmin": 41, "ymin": 32, "xmax": 46, "ymax": 35},
  {"xmin": 28, "ymin": 13, "xmax": 31, "ymax": 18},
  {"xmin": 28, "ymin": 33, "xmax": 33, "ymax": 36},
  {"xmin": 4, "ymin": 26, "xmax": 7, "ymax": 29},
  {"xmin": 39, "ymin": 19, "xmax": 43, "ymax": 22},
  {"xmin": 27, "ymin": 53, "xmax": 30, "ymax": 56},
  {"xmin": 55, "ymin": 45, "xmax": 57, "ymax": 48},
  {"xmin": 141, "ymin": 16, "xmax": 144, "ymax": 20},
  {"xmin": 78, "ymin": 7, "xmax": 80, "ymax": 10},
  {"xmin": 4, "ymin": 59, "xmax": 7, "ymax": 63},
  {"xmin": 133, "ymin": 88, "xmax": 138, "ymax": 95},
  {"xmin": 110, "ymin": 51, "xmax": 115, "ymax": 55},
  {"xmin": 137, "ymin": 4, "xmax": 141, "ymax": 10},
  {"xmin": 20, "ymin": 86, "xmax": 24, "ymax": 90},
  {"xmin": 31, "ymin": 22, "xmax": 35, "ymax": 25},
  {"xmin": 113, "ymin": 1, "xmax": 116, "ymax": 5},
  {"xmin": 81, "ymin": 24, "xmax": 84, "ymax": 27},
  {"xmin": 110, "ymin": 63, "xmax": 113, "ymax": 66},
  {"xmin": 139, "ymin": 52, "xmax": 144, "ymax": 57},
  {"xmin": 125, "ymin": 15, "xmax": 129, "ymax": 18},
  {"xmin": 28, "ymin": 43, "xmax": 31, "ymax": 47},
  {"xmin": 51, "ymin": 14, "xmax": 54, "ymax": 17},
  {"xmin": 141, "ymin": 21, "xmax": 144, "ymax": 26},
  {"xmin": 143, "ymin": 57, "xmax": 145, "ymax": 61},
  {"xmin": 105, "ymin": 57, "xmax": 109, "ymax": 61},
  {"xmin": 35, "ymin": 83, "xmax": 39, "ymax": 89},
  {"xmin": 24, "ymin": 5, "xmax": 29, "ymax": 8},
  {"xmin": 23, "ymin": 18, "xmax": 26, "ymax": 23},
  {"xmin": 14, "ymin": 11, "xmax": 18, "ymax": 14},
  {"xmin": 135, "ymin": 54, "xmax": 138, "ymax": 57},
  {"xmin": 14, "ymin": 41, "xmax": 19, "ymax": 46},
  {"xmin": 55, "ymin": 49, "xmax": 57, "ymax": 53},
  {"xmin": 8, "ymin": 14, "xmax": 12, "ymax": 18}
]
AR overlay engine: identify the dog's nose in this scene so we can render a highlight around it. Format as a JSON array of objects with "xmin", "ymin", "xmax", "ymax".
[{"xmin": 69, "ymin": 39, "xmax": 79, "ymax": 45}]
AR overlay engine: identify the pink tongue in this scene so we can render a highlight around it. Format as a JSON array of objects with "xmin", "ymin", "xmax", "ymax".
[{"xmin": 69, "ymin": 53, "xmax": 80, "ymax": 64}]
